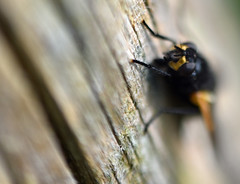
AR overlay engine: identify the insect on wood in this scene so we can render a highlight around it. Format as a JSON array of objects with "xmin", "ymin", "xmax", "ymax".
[{"xmin": 131, "ymin": 20, "xmax": 216, "ymax": 141}]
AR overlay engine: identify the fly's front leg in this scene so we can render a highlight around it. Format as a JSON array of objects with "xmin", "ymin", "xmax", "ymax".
[
  {"xmin": 142, "ymin": 20, "xmax": 176, "ymax": 44},
  {"xmin": 130, "ymin": 59, "xmax": 171, "ymax": 77}
]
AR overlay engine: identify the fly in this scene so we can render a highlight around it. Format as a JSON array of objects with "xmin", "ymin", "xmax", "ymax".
[{"xmin": 131, "ymin": 20, "xmax": 216, "ymax": 141}]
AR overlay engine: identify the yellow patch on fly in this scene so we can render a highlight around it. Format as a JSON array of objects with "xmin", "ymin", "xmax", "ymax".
[
  {"xmin": 168, "ymin": 44, "xmax": 189, "ymax": 71},
  {"xmin": 169, "ymin": 56, "xmax": 187, "ymax": 71},
  {"xmin": 177, "ymin": 44, "xmax": 188, "ymax": 50},
  {"xmin": 171, "ymin": 44, "xmax": 189, "ymax": 51}
]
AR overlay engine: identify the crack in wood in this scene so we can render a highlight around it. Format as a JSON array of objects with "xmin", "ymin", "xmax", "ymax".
[
  {"xmin": 0, "ymin": 147, "xmax": 21, "ymax": 184},
  {"xmin": 108, "ymin": 160, "xmax": 121, "ymax": 184},
  {"xmin": 84, "ymin": 1, "xmax": 173, "ymax": 182},
  {"xmin": 51, "ymin": 0, "xmax": 139, "ymax": 178},
  {"xmin": 0, "ymin": 9, "xmax": 98, "ymax": 184}
]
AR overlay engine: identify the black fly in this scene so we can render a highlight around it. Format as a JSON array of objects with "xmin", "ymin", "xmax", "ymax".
[{"xmin": 131, "ymin": 20, "xmax": 216, "ymax": 140}]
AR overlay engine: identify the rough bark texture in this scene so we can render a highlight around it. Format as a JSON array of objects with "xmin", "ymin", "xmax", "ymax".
[{"xmin": 0, "ymin": 0, "xmax": 239, "ymax": 184}]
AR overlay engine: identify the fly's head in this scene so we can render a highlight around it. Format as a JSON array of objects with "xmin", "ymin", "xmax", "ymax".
[{"xmin": 165, "ymin": 42, "xmax": 198, "ymax": 76}]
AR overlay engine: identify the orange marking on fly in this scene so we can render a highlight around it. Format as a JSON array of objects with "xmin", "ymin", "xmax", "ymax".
[
  {"xmin": 190, "ymin": 91, "xmax": 215, "ymax": 133},
  {"xmin": 171, "ymin": 44, "xmax": 189, "ymax": 51},
  {"xmin": 177, "ymin": 44, "xmax": 189, "ymax": 50},
  {"xmin": 168, "ymin": 44, "xmax": 189, "ymax": 71},
  {"xmin": 168, "ymin": 56, "xmax": 187, "ymax": 71}
]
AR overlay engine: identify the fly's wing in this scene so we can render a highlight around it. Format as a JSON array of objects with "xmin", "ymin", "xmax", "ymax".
[{"xmin": 190, "ymin": 91, "xmax": 215, "ymax": 139}]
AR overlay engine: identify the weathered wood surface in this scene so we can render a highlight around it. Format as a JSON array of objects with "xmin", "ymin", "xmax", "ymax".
[{"xmin": 0, "ymin": 0, "xmax": 240, "ymax": 184}]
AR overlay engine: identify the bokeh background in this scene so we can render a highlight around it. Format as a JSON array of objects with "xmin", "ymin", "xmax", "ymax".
[{"xmin": 175, "ymin": 0, "xmax": 240, "ymax": 183}]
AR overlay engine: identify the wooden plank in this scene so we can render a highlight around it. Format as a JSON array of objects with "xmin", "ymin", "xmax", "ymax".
[
  {"xmin": 0, "ymin": 155, "xmax": 13, "ymax": 184},
  {"xmin": 0, "ymin": 33, "xmax": 76, "ymax": 184},
  {"xmin": 0, "ymin": 0, "xmax": 173, "ymax": 183}
]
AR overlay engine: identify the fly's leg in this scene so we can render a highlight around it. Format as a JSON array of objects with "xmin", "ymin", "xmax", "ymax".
[
  {"xmin": 144, "ymin": 107, "xmax": 199, "ymax": 133},
  {"xmin": 142, "ymin": 20, "xmax": 176, "ymax": 44}
]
